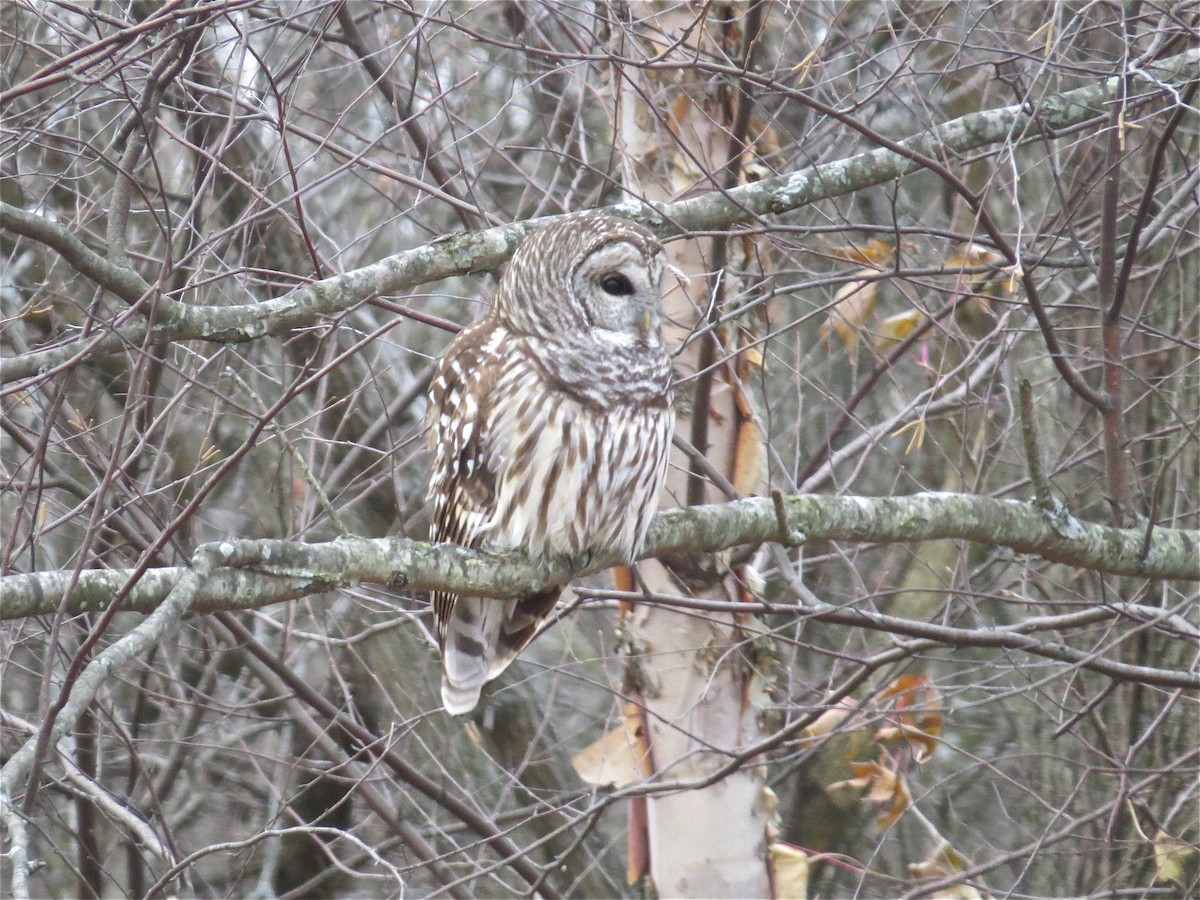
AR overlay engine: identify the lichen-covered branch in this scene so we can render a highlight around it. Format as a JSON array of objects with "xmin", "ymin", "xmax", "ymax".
[
  {"xmin": 1, "ymin": 492, "xmax": 1194, "ymax": 622},
  {"xmin": 2, "ymin": 47, "xmax": 1194, "ymax": 384}
]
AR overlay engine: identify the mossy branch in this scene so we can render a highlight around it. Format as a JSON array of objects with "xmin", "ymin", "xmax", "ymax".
[{"xmin": 2, "ymin": 492, "xmax": 1195, "ymax": 622}]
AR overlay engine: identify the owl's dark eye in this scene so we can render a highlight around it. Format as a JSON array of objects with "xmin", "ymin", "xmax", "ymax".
[{"xmin": 600, "ymin": 273, "xmax": 635, "ymax": 296}]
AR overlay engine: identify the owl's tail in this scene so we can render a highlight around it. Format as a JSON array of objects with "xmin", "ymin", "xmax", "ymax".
[
  {"xmin": 440, "ymin": 606, "xmax": 491, "ymax": 715},
  {"xmin": 440, "ymin": 587, "xmax": 562, "ymax": 715}
]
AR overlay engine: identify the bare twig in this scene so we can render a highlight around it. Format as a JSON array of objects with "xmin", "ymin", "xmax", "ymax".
[
  {"xmin": 0, "ymin": 554, "xmax": 206, "ymax": 900},
  {"xmin": 1097, "ymin": 64, "xmax": 1134, "ymax": 522},
  {"xmin": 1018, "ymin": 378, "xmax": 1053, "ymax": 510},
  {"xmin": 685, "ymin": 0, "xmax": 766, "ymax": 507},
  {"xmin": 217, "ymin": 613, "xmax": 560, "ymax": 898},
  {"xmin": 336, "ymin": 4, "xmax": 485, "ymax": 231}
]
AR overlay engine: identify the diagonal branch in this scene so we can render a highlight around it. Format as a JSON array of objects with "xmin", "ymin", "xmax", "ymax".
[{"xmin": 3, "ymin": 47, "xmax": 1195, "ymax": 385}]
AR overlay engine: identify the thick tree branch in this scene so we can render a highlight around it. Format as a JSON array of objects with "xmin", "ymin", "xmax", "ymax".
[
  {"xmin": 0, "ymin": 202, "xmax": 156, "ymax": 305},
  {"xmin": 2, "ymin": 47, "xmax": 1194, "ymax": 385},
  {"xmin": 1, "ymin": 493, "xmax": 1195, "ymax": 622}
]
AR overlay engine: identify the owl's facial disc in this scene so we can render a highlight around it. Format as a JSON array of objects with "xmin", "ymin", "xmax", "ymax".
[{"xmin": 571, "ymin": 240, "xmax": 665, "ymax": 345}]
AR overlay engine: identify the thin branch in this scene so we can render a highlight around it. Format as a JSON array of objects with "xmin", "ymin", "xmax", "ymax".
[
  {"xmin": 212, "ymin": 624, "xmax": 477, "ymax": 900},
  {"xmin": 0, "ymin": 201, "xmax": 157, "ymax": 306},
  {"xmin": 335, "ymin": 4, "xmax": 484, "ymax": 230},
  {"xmin": 1102, "ymin": 79, "xmax": 1198, "ymax": 524},
  {"xmin": 142, "ymin": 825, "xmax": 407, "ymax": 900},
  {"xmin": 1098, "ymin": 64, "xmax": 1134, "ymax": 519},
  {"xmin": 0, "ymin": 0, "xmax": 227, "ymax": 104},
  {"xmin": 685, "ymin": 0, "xmax": 766, "ymax": 507},
  {"xmin": 1018, "ymin": 378, "xmax": 1053, "ymax": 509},
  {"xmin": 575, "ymin": 587, "xmax": 1199, "ymax": 690},
  {"xmin": 768, "ymin": 62, "xmax": 1115, "ymax": 412},
  {"xmin": 217, "ymin": 613, "xmax": 560, "ymax": 898}
]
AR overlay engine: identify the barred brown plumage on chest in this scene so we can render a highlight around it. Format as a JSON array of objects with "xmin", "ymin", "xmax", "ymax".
[{"xmin": 424, "ymin": 214, "xmax": 675, "ymax": 715}]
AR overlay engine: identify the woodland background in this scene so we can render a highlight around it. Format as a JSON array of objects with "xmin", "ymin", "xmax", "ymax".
[{"xmin": 1, "ymin": 2, "xmax": 1198, "ymax": 898}]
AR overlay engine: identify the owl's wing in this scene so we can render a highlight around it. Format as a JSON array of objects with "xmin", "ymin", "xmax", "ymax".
[
  {"xmin": 427, "ymin": 319, "xmax": 560, "ymax": 714},
  {"xmin": 427, "ymin": 318, "xmax": 502, "ymax": 613}
]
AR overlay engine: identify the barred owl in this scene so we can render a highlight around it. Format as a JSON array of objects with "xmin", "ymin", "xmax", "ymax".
[{"xmin": 427, "ymin": 214, "xmax": 675, "ymax": 715}]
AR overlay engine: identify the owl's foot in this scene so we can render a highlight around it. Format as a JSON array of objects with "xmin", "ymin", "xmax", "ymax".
[{"xmin": 566, "ymin": 548, "xmax": 596, "ymax": 574}]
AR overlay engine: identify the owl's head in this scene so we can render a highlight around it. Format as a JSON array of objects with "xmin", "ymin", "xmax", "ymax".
[{"xmin": 494, "ymin": 214, "xmax": 666, "ymax": 347}]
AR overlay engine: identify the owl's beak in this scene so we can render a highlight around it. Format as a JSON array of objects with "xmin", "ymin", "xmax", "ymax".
[{"xmin": 640, "ymin": 309, "xmax": 654, "ymax": 336}]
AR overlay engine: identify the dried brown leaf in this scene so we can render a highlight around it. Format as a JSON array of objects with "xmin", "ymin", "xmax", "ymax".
[
  {"xmin": 768, "ymin": 841, "xmax": 810, "ymax": 900},
  {"xmin": 819, "ymin": 278, "xmax": 877, "ymax": 352},
  {"xmin": 572, "ymin": 707, "xmax": 651, "ymax": 788}
]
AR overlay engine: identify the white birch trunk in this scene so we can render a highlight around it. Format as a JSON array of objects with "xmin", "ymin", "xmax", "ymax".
[{"xmin": 600, "ymin": 3, "xmax": 776, "ymax": 896}]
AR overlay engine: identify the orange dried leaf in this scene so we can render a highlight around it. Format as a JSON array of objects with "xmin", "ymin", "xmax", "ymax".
[
  {"xmin": 572, "ymin": 713, "xmax": 650, "ymax": 788},
  {"xmin": 878, "ymin": 674, "xmax": 933, "ymax": 700},
  {"xmin": 738, "ymin": 344, "xmax": 764, "ymax": 376},
  {"xmin": 876, "ymin": 675, "xmax": 944, "ymax": 762},
  {"xmin": 865, "ymin": 764, "xmax": 898, "ymax": 805},
  {"xmin": 666, "ymin": 93, "xmax": 693, "ymax": 138},
  {"xmin": 945, "ymin": 243, "xmax": 1004, "ymax": 270},
  {"xmin": 946, "ymin": 242, "xmax": 1016, "ymax": 298},
  {"xmin": 827, "ymin": 238, "xmax": 902, "ymax": 266},
  {"xmin": 748, "ymin": 114, "xmax": 782, "ymax": 158},
  {"xmin": 799, "ymin": 700, "xmax": 857, "ymax": 747},
  {"xmin": 877, "ymin": 774, "xmax": 911, "ymax": 829},
  {"xmin": 846, "ymin": 758, "xmax": 889, "ymax": 798},
  {"xmin": 849, "ymin": 756, "xmax": 911, "ymax": 829},
  {"xmin": 840, "ymin": 759, "xmax": 879, "ymax": 791}
]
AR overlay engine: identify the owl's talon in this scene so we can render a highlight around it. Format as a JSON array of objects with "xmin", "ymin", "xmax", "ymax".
[{"xmin": 567, "ymin": 549, "xmax": 595, "ymax": 574}]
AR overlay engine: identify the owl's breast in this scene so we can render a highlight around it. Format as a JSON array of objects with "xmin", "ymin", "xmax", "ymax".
[{"xmin": 487, "ymin": 364, "xmax": 673, "ymax": 561}]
